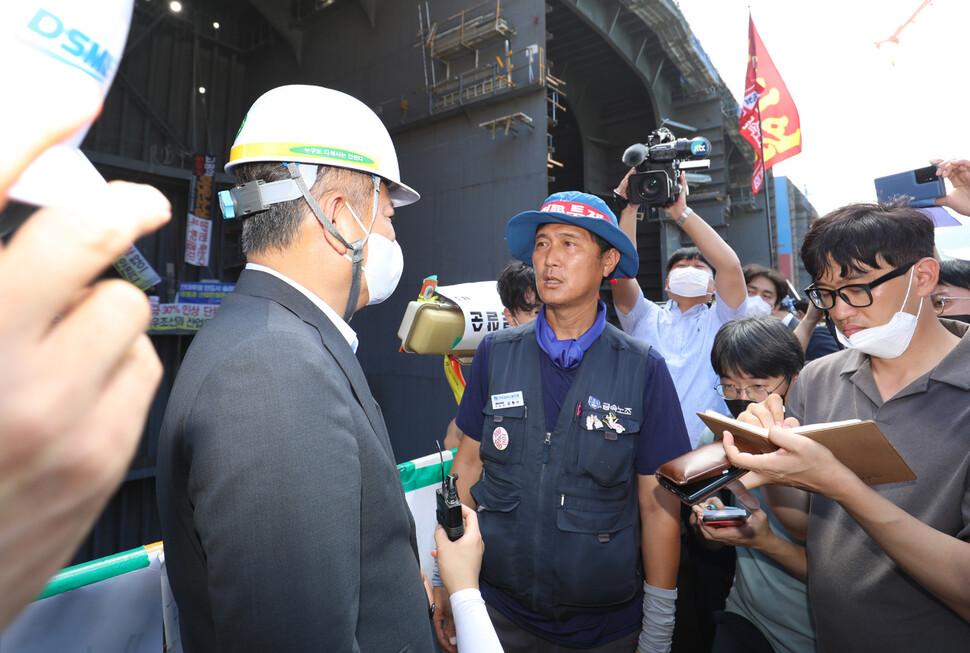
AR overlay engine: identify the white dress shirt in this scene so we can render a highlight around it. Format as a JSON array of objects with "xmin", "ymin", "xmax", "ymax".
[{"xmin": 245, "ymin": 263, "xmax": 359, "ymax": 353}]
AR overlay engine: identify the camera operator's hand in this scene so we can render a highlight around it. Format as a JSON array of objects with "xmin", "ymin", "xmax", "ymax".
[
  {"xmin": 614, "ymin": 167, "xmax": 636, "ymax": 201},
  {"xmin": 933, "ymin": 158, "xmax": 970, "ymax": 217},
  {"xmin": 613, "ymin": 167, "xmax": 643, "ymax": 314},
  {"xmin": 662, "ymin": 171, "xmax": 688, "ymax": 221},
  {"xmin": 0, "ymin": 100, "xmax": 171, "ymax": 629}
]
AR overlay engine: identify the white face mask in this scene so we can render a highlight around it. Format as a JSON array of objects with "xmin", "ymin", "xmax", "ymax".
[
  {"xmin": 668, "ymin": 266, "xmax": 713, "ymax": 298},
  {"xmin": 835, "ymin": 267, "xmax": 922, "ymax": 359},
  {"xmin": 344, "ymin": 201, "xmax": 404, "ymax": 306},
  {"xmin": 361, "ymin": 233, "xmax": 404, "ymax": 305},
  {"xmin": 745, "ymin": 294, "xmax": 773, "ymax": 317}
]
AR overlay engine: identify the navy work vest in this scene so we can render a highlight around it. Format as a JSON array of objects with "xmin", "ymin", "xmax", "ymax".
[{"xmin": 471, "ymin": 321, "xmax": 651, "ymax": 620}]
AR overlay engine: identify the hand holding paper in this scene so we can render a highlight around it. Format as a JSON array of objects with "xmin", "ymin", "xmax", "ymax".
[
  {"xmin": 701, "ymin": 408, "xmax": 915, "ymax": 488},
  {"xmin": 0, "ymin": 103, "xmax": 170, "ymax": 629},
  {"xmin": 721, "ymin": 427, "xmax": 859, "ymax": 496}
]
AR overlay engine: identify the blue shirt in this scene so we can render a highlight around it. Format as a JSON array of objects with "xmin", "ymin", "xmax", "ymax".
[
  {"xmin": 456, "ymin": 317, "xmax": 690, "ymax": 646},
  {"xmin": 616, "ymin": 287, "xmax": 746, "ymax": 448}
]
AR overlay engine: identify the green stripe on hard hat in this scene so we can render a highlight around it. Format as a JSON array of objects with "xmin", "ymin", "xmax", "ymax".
[{"xmin": 288, "ymin": 145, "xmax": 378, "ymax": 167}]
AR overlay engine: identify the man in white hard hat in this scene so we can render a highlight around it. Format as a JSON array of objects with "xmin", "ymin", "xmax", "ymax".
[{"xmin": 156, "ymin": 85, "xmax": 436, "ymax": 652}]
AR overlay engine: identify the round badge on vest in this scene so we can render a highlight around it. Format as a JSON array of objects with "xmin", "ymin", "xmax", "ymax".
[{"xmin": 492, "ymin": 427, "xmax": 509, "ymax": 451}]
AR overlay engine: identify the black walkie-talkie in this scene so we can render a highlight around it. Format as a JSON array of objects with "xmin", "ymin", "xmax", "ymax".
[{"xmin": 435, "ymin": 441, "xmax": 464, "ymax": 541}]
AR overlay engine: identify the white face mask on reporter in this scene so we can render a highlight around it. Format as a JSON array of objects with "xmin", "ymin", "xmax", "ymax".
[
  {"xmin": 668, "ymin": 266, "xmax": 713, "ymax": 298},
  {"xmin": 745, "ymin": 295, "xmax": 773, "ymax": 317},
  {"xmin": 344, "ymin": 201, "xmax": 404, "ymax": 307},
  {"xmin": 834, "ymin": 267, "xmax": 922, "ymax": 359}
]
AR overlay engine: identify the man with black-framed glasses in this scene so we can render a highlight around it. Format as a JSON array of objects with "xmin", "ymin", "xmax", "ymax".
[
  {"xmin": 805, "ymin": 258, "xmax": 916, "ymax": 312},
  {"xmin": 720, "ymin": 201, "xmax": 970, "ymax": 650}
]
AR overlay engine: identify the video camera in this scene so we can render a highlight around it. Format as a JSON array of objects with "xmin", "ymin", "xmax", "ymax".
[{"xmin": 622, "ymin": 128, "xmax": 711, "ymax": 209}]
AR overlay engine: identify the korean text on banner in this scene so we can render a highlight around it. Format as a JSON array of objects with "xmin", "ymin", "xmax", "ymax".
[
  {"xmin": 740, "ymin": 15, "xmax": 802, "ymax": 195},
  {"xmin": 150, "ymin": 302, "xmax": 220, "ymax": 334},
  {"xmin": 189, "ymin": 155, "xmax": 217, "ymax": 220},
  {"xmin": 177, "ymin": 281, "xmax": 234, "ymax": 305},
  {"xmin": 185, "ymin": 213, "xmax": 212, "ymax": 267},
  {"xmin": 436, "ymin": 281, "xmax": 514, "ymax": 351},
  {"xmin": 113, "ymin": 244, "xmax": 162, "ymax": 291}
]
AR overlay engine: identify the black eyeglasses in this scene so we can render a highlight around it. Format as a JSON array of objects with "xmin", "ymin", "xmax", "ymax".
[{"xmin": 804, "ymin": 261, "xmax": 917, "ymax": 310}]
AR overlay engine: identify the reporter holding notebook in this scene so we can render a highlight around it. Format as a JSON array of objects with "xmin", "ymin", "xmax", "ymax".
[{"xmin": 721, "ymin": 202, "xmax": 970, "ymax": 650}]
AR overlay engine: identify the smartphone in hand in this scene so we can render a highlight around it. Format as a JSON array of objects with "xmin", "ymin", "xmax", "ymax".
[{"xmin": 701, "ymin": 506, "xmax": 748, "ymax": 527}]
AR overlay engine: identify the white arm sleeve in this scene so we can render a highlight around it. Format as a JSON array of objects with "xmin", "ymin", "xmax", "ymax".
[
  {"xmin": 639, "ymin": 582, "xmax": 677, "ymax": 653},
  {"xmin": 450, "ymin": 588, "xmax": 504, "ymax": 653}
]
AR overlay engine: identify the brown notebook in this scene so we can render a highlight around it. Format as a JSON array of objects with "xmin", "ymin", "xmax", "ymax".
[{"xmin": 697, "ymin": 410, "xmax": 917, "ymax": 485}]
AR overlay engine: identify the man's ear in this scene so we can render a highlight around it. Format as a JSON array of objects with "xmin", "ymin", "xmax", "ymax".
[
  {"xmin": 314, "ymin": 190, "xmax": 351, "ymax": 256},
  {"xmin": 602, "ymin": 248, "xmax": 621, "ymax": 278},
  {"xmin": 914, "ymin": 257, "xmax": 940, "ymax": 296},
  {"xmin": 503, "ymin": 307, "xmax": 515, "ymax": 327}
]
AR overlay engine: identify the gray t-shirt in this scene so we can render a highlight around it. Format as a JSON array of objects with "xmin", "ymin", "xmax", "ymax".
[
  {"xmin": 788, "ymin": 319, "xmax": 970, "ymax": 651},
  {"xmin": 698, "ymin": 430, "xmax": 817, "ymax": 653}
]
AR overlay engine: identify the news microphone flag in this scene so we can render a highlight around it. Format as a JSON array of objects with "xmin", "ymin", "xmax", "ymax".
[{"xmin": 740, "ymin": 15, "xmax": 802, "ymax": 195}]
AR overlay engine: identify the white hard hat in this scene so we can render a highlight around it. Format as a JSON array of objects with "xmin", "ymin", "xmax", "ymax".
[
  {"xmin": 2, "ymin": 0, "xmax": 134, "ymax": 207},
  {"xmin": 226, "ymin": 85, "xmax": 419, "ymax": 207}
]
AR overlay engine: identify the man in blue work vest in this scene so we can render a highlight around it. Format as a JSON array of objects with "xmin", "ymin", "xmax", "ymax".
[{"xmin": 441, "ymin": 192, "xmax": 690, "ymax": 652}]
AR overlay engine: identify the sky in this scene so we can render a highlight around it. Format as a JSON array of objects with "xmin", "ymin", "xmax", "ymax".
[{"xmin": 676, "ymin": 0, "xmax": 970, "ymax": 218}]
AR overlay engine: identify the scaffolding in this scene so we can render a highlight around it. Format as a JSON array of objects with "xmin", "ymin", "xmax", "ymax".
[
  {"xmin": 429, "ymin": 44, "xmax": 545, "ymax": 112},
  {"xmin": 479, "ymin": 112, "xmax": 535, "ymax": 138},
  {"xmin": 429, "ymin": 1, "xmax": 515, "ymax": 60},
  {"xmin": 545, "ymin": 71, "xmax": 566, "ymax": 179}
]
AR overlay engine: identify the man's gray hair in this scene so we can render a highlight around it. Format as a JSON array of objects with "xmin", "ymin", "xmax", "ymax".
[{"xmin": 234, "ymin": 162, "xmax": 373, "ymax": 256}]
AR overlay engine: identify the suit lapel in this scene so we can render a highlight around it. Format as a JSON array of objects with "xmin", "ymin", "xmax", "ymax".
[{"xmin": 233, "ymin": 270, "xmax": 396, "ymax": 461}]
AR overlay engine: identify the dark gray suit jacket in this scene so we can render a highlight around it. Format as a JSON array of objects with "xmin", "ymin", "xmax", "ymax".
[{"xmin": 156, "ymin": 269, "xmax": 435, "ymax": 652}]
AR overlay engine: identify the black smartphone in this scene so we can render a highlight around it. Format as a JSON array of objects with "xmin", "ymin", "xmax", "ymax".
[
  {"xmin": 656, "ymin": 465, "xmax": 748, "ymax": 505},
  {"xmin": 701, "ymin": 507, "xmax": 748, "ymax": 527},
  {"xmin": 874, "ymin": 165, "xmax": 945, "ymax": 208}
]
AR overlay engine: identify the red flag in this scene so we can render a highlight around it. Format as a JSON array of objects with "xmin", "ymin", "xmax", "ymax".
[{"xmin": 739, "ymin": 16, "xmax": 801, "ymax": 195}]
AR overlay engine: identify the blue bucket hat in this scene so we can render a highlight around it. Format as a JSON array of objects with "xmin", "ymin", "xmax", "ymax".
[{"xmin": 506, "ymin": 191, "xmax": 639, "ymax": 280}]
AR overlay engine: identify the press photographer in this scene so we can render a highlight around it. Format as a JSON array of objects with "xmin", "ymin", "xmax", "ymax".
[{"xmin": 612, "ymin": 131, "xmax": 746, "ymax": 448}]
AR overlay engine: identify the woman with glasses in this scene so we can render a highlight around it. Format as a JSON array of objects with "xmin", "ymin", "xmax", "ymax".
[{"xmin": 694, "ymin": 317, "xmax": 814, "ymax": 653}]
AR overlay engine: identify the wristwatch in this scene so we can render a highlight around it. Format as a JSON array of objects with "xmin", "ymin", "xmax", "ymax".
[
  {"xmin": 612, "ymin": 190, "xmax": 629, "ymax": 211},
  {"xmin": 675, "ymin": 207, "xmax": 693, "ymax": 226}
]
